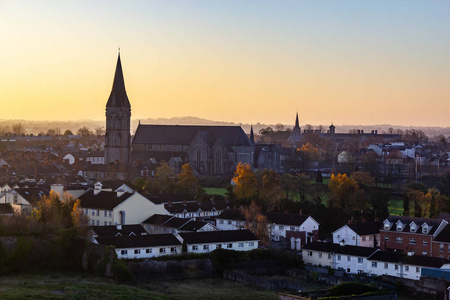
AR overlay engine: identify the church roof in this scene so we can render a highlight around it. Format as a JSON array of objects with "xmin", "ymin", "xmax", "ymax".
[
  {"xmin": 132, "ymin": 124, "xmax": 253, "ymax": 147},
  {"xmin": 106, "ymin": 54, "xmax": 131, "ymax": 108}
]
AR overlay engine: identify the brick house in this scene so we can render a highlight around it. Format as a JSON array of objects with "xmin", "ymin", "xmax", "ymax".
[{"xmin": 380, "ymin": 215, "xmax": 448, "ymax": 257}]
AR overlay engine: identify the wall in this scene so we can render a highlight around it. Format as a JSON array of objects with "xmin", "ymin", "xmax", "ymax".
[
  {"xmin": 380, "ymin": 230, "xmax": 433, "ymax": 256},
  {"xmin": 127, "ymin": 259, "xmax": 215, "ymax": 280}
]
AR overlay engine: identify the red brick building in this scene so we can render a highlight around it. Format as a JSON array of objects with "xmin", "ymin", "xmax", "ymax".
[{"xmin": 380, "ymin": 216, "xmax": 448, "ymax": 257}]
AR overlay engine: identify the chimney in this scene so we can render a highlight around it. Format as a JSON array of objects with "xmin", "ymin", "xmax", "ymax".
[
  {"xmin": 116, "ymin": 190, "xmax": 125, "ymax": 197},
  {"xmin": 116, "ymin": 225, "xmax": 122, "ymax": 230},
  {"xmin": 93, "ymin": 182, "xmax": 102, "ymax": 195}
]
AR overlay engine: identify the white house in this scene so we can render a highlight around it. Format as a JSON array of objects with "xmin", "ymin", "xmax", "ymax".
[
  {"xmin": 1, "ymin": 187, "xmax": 49, "ymax": 215},
  {"xmin": 79, "ymin": 190, "xmax": 169, "ymax": 226},
  {"xmin": 177, "ymin": 230, "xmax": 259, "ymax": 254},
  {"xmin": 332, "ymin": 222, "xmax": 381, "ymax": 248},
  {"xmin": 215, "ymin": 209, "xmax": 246, "ymax": 231},
  {"xmin": 94, "ymin": 233, "xmax": 182, "ymax": 259}
]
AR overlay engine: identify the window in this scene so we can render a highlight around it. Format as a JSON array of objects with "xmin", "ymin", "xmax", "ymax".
[
  {"xmin": 146, "ymin": 249, "xmax": 152, "ymax": 254},
  {"xmin": 358, "ymin": 258, "xmax": 363, "ymax": 264},
  {"xmin": 238, "ymin": 243, "xmax": 244, "ymax": 248},
  {"xmin": 120, "ymin": 250, "xmax": 127, "ymax": 255},
  {"xmin": 104, "ymin": 221, "xmax": 107, "ymax": 226},
  {"xmin": 423, "ymin": 227, "xmax": 428, "ymax": 234},
  {"xmin": 219, "ymin": 220, "xmax": 224, "ymax": 224},
  {"xmin": 249, "ymin": 242, "xmax": 254, "ymax": 247},
  {"xmin": 337, "ymin": 255, "xmax": 341, "ymax": 261},
  {"xmin": 347, "ymin": 256, "xmax": 351, "ymax": 262},
  {"xmin": 395, "ymin": 237, "xmax": 403, "ymax": 243},
  {"xmin": 203, "ymin": 245, "xmax": 210, "ymax": 251},
  {"xmin": 395, "ymin": 264, "xmax": 399, "ymax": 271},
  {"xmin": 307, "ymin": 251, "xmax": 313, "ymax": 257},
  {"xmin": 405, "ymin": 266, "xmax": 409, "ymax": 272},
  {"xmin": 384, "ymin": 223, "xmax": 390, "ymax": 230},
  {"xmin": 422, "ymin": 252, "xmax": 427, "ymax": 256},
  {"xmin": 397, "ymin": 223, "xmax": 402, "ymax": 231},
  {"xmin": 85, "ymin": 209, "xmax": 88, "ymax": 215},
  {"xmin": 227, "ymin": 221, "xmax": 232, "ymax": 225},
  {"xmin": 279, "ymin": 226, "xmax": 284, "ymax": 230},
  {"xmin": 104, "ymin": 211, "xmax": 107, "ymax": 217},
  {"xmin": 92, "ymin": 211, "xmax": 95, "ymax": 216},
  {"xmin": 384, "ymin": 263, "xmax": 388, "ymax": 269},
  {"xmin": 159, "ymin": 248, "xmax": 166, "ymax": 253},
  {"xmin": 227, "ymin": 243, "xmax": 232, "ymax": 249},
  {"xmin": 290, "ymin": 226, "xmax": 295, "ymax": 231},
  {"xmin": 328, "ymin": 254, "xmax": 332, "ymax": 259},
  {"xmin": 192, "ymin": 245, "xmax": 198, "ymax": 251},
  {"xmin": 369, "ymin": 236, "xmax": 373, "ymax": 241},
  {"xmin": 216, "ymin": 244, "xmax": 222, "ymax": 249},
  {"xmin": 318, "ymin": 253, "xmax": 322, "ymax": 258},
  {"xmin": 96, "ymin": 220, "xmax": 99, "ymax": 226},
  {"xmin": 109, "ymin": 222, "xmax": 112, "ymax": 225},
  {"xmin": 372, "ymin": 262, "xmax": 377, "ymax": 268},
  {"xmin": 91, "ymin": 220, "xmax": 95, "ymax": 225},
  {"xmin": 362, "ymin": 237, "xmax": 366, "ymax": 242},
  {"xmin": 352, "ymin": 236, "xmax": 356, "ymax": 240},
  {"xmin": 134, "ymin": 249, "xmax": 141, "ymax": 254},
  {"xmin": 109, "ymin": 211, "xmax": 112, "ymax": 218},
  {"xmin": 423, "ymin": 240, "xmax": 428, "ymax": 246},
  {"xmin": 409, "ymin": 238, "xmax": 416, "ymax": 245},
  {"xmin": 385, "ymin": 236, "xmax": 389, "ymax": 242},
  {"xmin": 97, "ymin": 210, "xmax": 99, "ymax": 216},
  {"xmin": 440, "ymin": 244, "xmax": 445, "ymax": 252},
  {"xmin": 416, "ymin": 267, "xmax": 420, "ymax": 273},
  {"xmin": 448, "ymin": 245, "xmax": 450, "ymax": 253},
  {"xmin": 171, "ymin": 247, "xmax": 177, "ymax": 253}
]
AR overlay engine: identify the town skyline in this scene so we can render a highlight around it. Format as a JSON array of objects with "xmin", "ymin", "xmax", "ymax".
[{"xmin": 1, "ymin": 1, "xmax": 449, "ymax": 127}]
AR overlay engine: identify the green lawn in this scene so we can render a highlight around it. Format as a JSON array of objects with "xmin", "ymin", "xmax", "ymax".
[
  {"xmin": 202, "ymin": 187, "xmax": 228, "ymax": 196},
  {"xmin": 389, "ymin": 199, "xmax": 403, "ymax": 216},
  {"xmin": 0, "ymin": 273, "xmax": 278, "ymax": 300}
]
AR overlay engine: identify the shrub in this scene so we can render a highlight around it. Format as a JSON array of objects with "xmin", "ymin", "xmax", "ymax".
[
  {"xmin": 328, "ymin": 282, "xmax": 376, "ymax": 297},
  {"xmin": 112, "ymin": 259, "xmax": 133, "ymax": 283}
]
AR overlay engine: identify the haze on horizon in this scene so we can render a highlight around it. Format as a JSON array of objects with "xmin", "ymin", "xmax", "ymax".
[{"xmin": 0, "ymin": 1, "xmax": 449, "ymax": 127}]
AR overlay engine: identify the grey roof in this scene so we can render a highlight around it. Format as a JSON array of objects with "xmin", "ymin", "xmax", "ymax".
[
  {"xmin": 217, "ymin": 209, "xmax": 246, "ymax": 221},
  {"xmin": 95, "ymin": 234, "xmax": 181, "ymax": 248},
  {"xmin": 347, "ymin": 222, "xmax": 381, "ymax": 236},
  {"xmin": 434, "ymin": 224, "xmax": 450, "ymax": 243},
  {"xmin": 383, "ymin": 216, "xmax": 442, "ymax": 235},
  {"xmin": 79, "ymin": 190, "xmax": 132, "ymax": 210},
  {"xmin": 14, "ymin": 187, "xmax": 49, "ymax": 206},
  {"xmin": 368, "ymin": 251, "xmax": 448, "ymax": 268},
  {"xmin": 179, "ymin": 230, "xmax": 258, "ymax": 244},
  {"xmin": 90, "ymin": 225, "xmax": 147, "ymax": 238},
  {"xmin": 132, "ymin": 124, "xmax": 252, "ymax": 147},
  {"xmin": 106, "ymin": 54, "xmax": 131, "ymax": 108}
]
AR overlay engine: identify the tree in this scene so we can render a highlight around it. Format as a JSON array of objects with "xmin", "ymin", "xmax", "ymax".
[
  {"xmin": 95, "ymin": 127, "xmax": 105, "ymax": 137},
  {"xmin": 350, "ymin": 171, "xmax": 375, "ymax": 188},
  {"xmin": 46, "ymin": 128, "xmax": 61, "ymax": 136},
  {"xmin": 298, "ymin": 142, "xmax": 319, "ymax": 170},
  {"xmin": 71, "ymin": 199, "xmax": 89, "ymax": 232},
  {"xmin": 232, "ymin": 163, "xmax": 257, "ymax": 202},
  {"xmin": 64, "ymin": 129, "xmax": 73, "ymax": 136},
  {"xmin": 77, "ymin": 126, "xmax": 93, "ymax": 136},
  {"xmin": 177, "ymin": 163, "xmax": 198, "ymax": 194},
  {"xmin": 242, "ymin": 202, "xmax": 269, "ymax": 246},
  {"xmin": 256, "ymin": 169, "xmax": 283, "ymax": 211},
  {"xmin": 328, "ymin": 173, "xmax": 359, "ymax": 209},
  {"xmin": 11, "ymin": 123, "xmax": 25, "ymax": 135},
  {"xmin": 155, "ymin": 161, "xmax": 175, "ymax": 193},
  {"xmin": 134, "ymin": 178, "xmax": 147, "ymax": 192}
]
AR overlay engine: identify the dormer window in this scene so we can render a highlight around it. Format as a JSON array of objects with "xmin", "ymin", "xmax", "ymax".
[
  {"xmin": 396, "ymin": 222, "xmax": 404, "ymax": 231},
  {"xmin": 410, "ymin": 223, "xmax": 417, "ymax": 233},
  {"xmin": 384, "ymin": 221, "xmax": 390, "ymax": 230},
  {"xmin": 423, "ymin": 226, "xmax": 428, "ymax": 234}
]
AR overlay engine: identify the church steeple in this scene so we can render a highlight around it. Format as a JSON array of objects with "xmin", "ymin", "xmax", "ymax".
[
  {"xmin": 105, "ymin": 53, "xmax": 131, "ymax": 165},
  {"xmin": 106, "ymin": 53, "xmax": 131, "ymax": 108},
  {"xmin": 250, "ymin": 125, "xmax": 254, "ymax": 143},
  {"xmin": 293, "ymin": 112, "xmax": 301, "ymax": 135}
]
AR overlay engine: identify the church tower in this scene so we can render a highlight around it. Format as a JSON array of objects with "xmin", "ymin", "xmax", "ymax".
[
  {"xmin": 292, "ymin": 112, "xmax": 301, "ymax": 135},
  {"xmin": 105, "ymin": 53, "xmax": 131, "ymax": 164}
]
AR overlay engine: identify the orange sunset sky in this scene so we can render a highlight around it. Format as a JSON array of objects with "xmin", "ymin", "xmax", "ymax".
[{"xmin": 0, "ymin": 1, "xmax": 449, "ymax": 127}]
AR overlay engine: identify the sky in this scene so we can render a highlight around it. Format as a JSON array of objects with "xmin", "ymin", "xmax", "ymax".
[{"xmin": 0, "ymin": 0, "xmax": 449, "ymax": 127}]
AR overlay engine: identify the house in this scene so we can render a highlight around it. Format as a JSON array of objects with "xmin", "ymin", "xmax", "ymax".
[
  {"xmin": 215, "ymin": 209, "xmax": 246, "ymax": 231},
  {"xmin": 0, "ymin": 203, "xmax": 14, "ymax": 216},
  {"xmin": 94, "ymin": 234, "xmax": 182, "ymax": 259},
  {"xmin": 78, "ymin": 189, "xmax": 168, "ymax": 226},
  {"xmin": 431, "ymin": 223, "xmax": 450, "ymax": 260},
  {"xmin": 265, "ymin": 212, "xmax": 319, "ymax": 249},
  {"xmin": 302, "ymin": 242, "xmax": 376, "ymax": 273},
  {"xmin": 380, "ymin": 215, "xmax": 448, "ymax": 256},
  {"xmin": 302, "ymin": 242, "xmax": 449, "ymax": 281},
  {"xmin": 1, "ymin": 187, "xmax": 49, "ymax": 215},
  {"xmin": 368, "ymin": 250, "xmax": 449, "ymax": 281},
  {"xmin": 332, "ymin": 222, "xmax": 381, "ymax": 248},
  {"xmin": 142, "ymin": 214, "xmax": 219, "ymax": 234},
  {"xmin": 177, "ymin": 230, "xmax": 259, "ymax": 253}
]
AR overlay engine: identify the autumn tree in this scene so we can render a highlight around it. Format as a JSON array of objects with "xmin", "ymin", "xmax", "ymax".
[
  {"xmin": 350, "ymin": 171, "xmax": 375, "ymax": 188},
  {"xmin": 177, "ymin": 163, "xmax": 198, "ymax": 194},
  {"xmin": 155, "ymin": 161, "xmax": 175, "ymax": 193},
  {"xmin": 232, "ymin": 163, "xmax": 257, "ymax": 203},
  {"xmin": 298, "ymin": 142, "xmax": 319, "ymax": 170},
  {"xmin": 256, "ymin": 169, "xmax": 284, "ymax": 211},
  {"xmin": 63, "ymin": 129, "xmax": 73, "ymax": 136},
  {"xmin": 328, "ymin": 173, "xmax": 359, "ymax": 209},
  {"xmin": 242, "ymin": 201, "xmax": 269, "ymax": 246}
]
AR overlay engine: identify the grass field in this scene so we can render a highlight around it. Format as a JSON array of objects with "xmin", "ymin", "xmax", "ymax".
[
  {"xmin": 389, "ymin": 199, "xmax": 403, "ymax": 216},
  {"xmin": 202, "ymin": 187, "xmax": 228, "ymax": 196},
  {"xmin": 0, "ymin": 273, "xmax": 279, "ymax": 300}
]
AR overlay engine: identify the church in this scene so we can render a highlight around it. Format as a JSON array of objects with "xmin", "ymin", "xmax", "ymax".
[{"xmin": 103, "ymin": 54, "xmax": 254, "ymax": 177}]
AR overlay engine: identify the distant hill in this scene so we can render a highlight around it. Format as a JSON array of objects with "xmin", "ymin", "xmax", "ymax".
[{"xmin": 0, "ymin": 117, "xmax": 448, "ymax": 138}]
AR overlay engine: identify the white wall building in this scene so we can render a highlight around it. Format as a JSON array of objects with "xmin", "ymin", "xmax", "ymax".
[{"xmin": 332, "ymin": 222, "xmax": 380, "ymax": 248}]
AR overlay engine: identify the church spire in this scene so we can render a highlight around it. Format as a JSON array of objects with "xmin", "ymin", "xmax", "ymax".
[
  {"xmin": 293, "ymin": 112, "xmax": 301, "ymax": 135},
  {"xmin": 250, "ymin": 125, "xmax": 254, "ymax": 143},
  {"xmin": 106, "ymin": 53, "xmax": 131, "ymax": 108}
]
